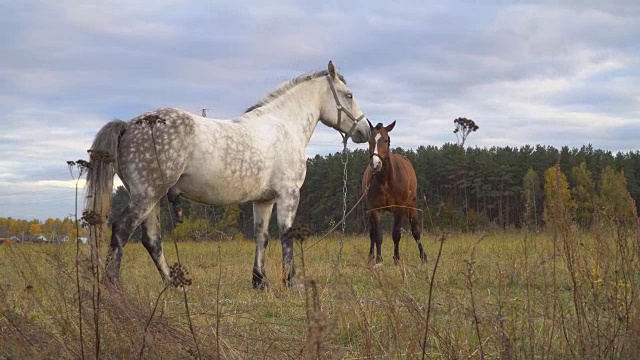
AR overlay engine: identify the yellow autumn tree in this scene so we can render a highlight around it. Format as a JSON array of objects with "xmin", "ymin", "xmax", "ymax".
[
  {"xmin": 29, "ymin": 222, "xmax": 42, "ymax": 235},
  {"xmin": 60, "ymin": 218, "xmax": 76, "ymax": 239},
  {"xmin": 9, "ymin": 219, "xmax": 23, "ymax": 236},
  {"xmin": 543, "ymin": 165, "xmax": 574, "ymax": 229},
  {"xmin": 598, "ymin": 166, "xmax": 638, "ymax": 237},
  {"xmin": 43, "ymin": 218, "xmax": 55, "ymax": 237}
]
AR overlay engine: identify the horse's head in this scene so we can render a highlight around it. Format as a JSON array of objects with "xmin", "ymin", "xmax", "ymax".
[
  {"xmin": 319, "ymin": 61, "xmax": 370, "ymax": 144},
  {"xmin": 367, "ymin": 120, "xmax": 396, "ymax": 172}
]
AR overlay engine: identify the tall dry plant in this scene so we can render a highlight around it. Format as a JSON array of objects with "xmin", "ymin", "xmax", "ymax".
[
  {"xmin": 543, "ymin": 161, "xmax": 640, "ymax": 358},
  {"xmin": 67, "ymin": 159, "xmax": 89, "ymax": 359}
]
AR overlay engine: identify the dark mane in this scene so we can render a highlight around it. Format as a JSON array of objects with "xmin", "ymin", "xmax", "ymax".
[{"xmin": 245, "ymin": 70, "xmax": 346, "ymax": 113}]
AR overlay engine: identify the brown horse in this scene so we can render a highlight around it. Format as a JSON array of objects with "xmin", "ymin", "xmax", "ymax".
[{"xmin": 362, "ymin": 121, "xmax": 427, "ymax": 265}]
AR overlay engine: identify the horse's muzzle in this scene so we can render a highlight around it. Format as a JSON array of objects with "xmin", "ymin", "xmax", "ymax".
[
  {"xmin": 370, "ymin": 154, "xmax": 383, "ymax": 172},
  {"xmin": 350, "ymin": 120, "xmax": 371, "ymax": 143}
]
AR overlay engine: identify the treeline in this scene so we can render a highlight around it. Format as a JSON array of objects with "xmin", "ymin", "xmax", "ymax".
[
  {"xmin": 118, "ymin": 143, "xmax": 639, "ymax": 239},
  {"xmin": 6, "ymin": 144, "xmax": 638, "ymax": 242},
  {"xmin": 0, "ymin": 217, "xmax": 86, "ymax": 241},
  {"xmin": 298, "ymin": 143, "xmax": 640, "ymax": 233}
]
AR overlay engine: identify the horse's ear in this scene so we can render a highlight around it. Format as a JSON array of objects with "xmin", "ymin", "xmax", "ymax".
[
  {"xmin": 386, "ymin": 120, "xmax": 396, "ymax": 132},
  {"xmin": 367, "ymin": 119, "xmax": 374, "ymax": 130},
  {"xmin": 328, "ymin": 61, "xmax": 336, "ymax": 79}
]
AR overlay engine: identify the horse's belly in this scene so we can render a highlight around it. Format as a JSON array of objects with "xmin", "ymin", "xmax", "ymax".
[{"xmin": 173, "ymin": 167, "xmax": 268, "ymax": 205}]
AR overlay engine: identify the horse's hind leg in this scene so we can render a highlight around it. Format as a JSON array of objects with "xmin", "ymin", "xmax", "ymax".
[
  {"xmin": 392, "ymin": 210, "xmax": 403, "ymax": 265},
  {"xmin": 140, "ymin": 203, "xmax": 171, "ymax": 282},
  {"xmin": 409, "ymin": 206, "xmax": 427, "ymax": 263},
  {"xmin": 106, "ymin": 196, "xmax": 162, "ymax": 286}
]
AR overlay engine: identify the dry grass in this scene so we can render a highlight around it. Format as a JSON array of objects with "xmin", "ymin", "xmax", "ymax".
[{"xmin": 1, "ymin": 224, "xmax": 639, "ymax": 359}]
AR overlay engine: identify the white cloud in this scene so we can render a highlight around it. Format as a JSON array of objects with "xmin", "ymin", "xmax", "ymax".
[{"xmin": 0, "ymin": 0, "xmax": 639, "ymax": 219}]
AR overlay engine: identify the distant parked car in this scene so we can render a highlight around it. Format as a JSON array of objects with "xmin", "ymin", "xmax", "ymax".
[{"xmin": 54, "ymin": 235, "xmax": 70, "ymax": 243}]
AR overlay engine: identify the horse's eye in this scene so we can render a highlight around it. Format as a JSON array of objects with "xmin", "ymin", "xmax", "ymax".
[{"xmin": 345, "ymin": 92, "xmax": 353, "ymax": 99}]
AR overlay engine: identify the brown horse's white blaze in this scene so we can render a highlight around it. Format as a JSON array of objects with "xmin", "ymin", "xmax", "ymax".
[
  {"xmin": 363, "ymin": 120, "xmax": 427, "ymax": 265},
  {"xmin": 370, "ymin": 133, "xmax": 383, "ymax": 171}
]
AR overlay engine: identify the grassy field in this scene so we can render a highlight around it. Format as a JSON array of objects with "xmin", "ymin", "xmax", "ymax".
[{"xmin": 1, "ymin": 227, "xmax": 639, "ymax": 359}]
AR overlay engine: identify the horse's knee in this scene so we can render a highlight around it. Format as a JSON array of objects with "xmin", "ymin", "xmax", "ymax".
[
  {"xmin": 369, "ymin": 222, "xmax": 378, "ymax": 239},
  {"xmin": 392, "ymin": 227, "xmax": 401, "ymax": 242},
  {"xmin": 107, "ymin": 220, "xmax": 126, "ymax": 250}
]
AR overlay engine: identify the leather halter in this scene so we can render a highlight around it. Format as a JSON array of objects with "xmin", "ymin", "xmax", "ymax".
[{"xmin": 326, "ymin": 75, "xmax": 365, "ymax": 144}]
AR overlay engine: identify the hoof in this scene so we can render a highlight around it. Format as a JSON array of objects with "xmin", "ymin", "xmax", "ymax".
[
  {"xmin": 102, "ymin": 276, "xmax": 122, "ymax": 292},
  {"xmin": 290, "ymin": 279, "xmax": 304, "ymax": 292},
  {"xmin": 252, "ymin": 279, "xmax": 267, "ymax": 290},
  {"xmin": 104, "ymin": 271, "xmax": 121, "ymax": 288},
  {"xmin": 393, "ymin": 257, "xmax": 400, "ymax": 265},
  {"xmin": 282, "ymin": 273, "xmax": 299, "ymax": 289},
  {"xmin": 252, "ymin": 271, "xmax": 267, "ymax": 290},
  {"xmin": 373, "ymin": 263, "xmax": 382, "ymax": 270}
]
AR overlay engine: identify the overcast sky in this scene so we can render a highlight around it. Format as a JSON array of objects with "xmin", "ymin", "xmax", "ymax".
[{"xmin": 1, "ymin": 0, "xmax": 639, "ymax": 220}]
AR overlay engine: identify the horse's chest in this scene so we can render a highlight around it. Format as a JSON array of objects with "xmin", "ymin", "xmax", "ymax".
[
  {"xmin": 369, "ymin": 180, "xmax": 409, "ymax": 207},
  {"xmin": 384, "ymin": 186, "xmax": 400, "ymax": 204}
]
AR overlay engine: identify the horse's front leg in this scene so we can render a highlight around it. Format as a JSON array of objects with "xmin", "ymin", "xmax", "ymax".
[
  {"xmin": 276, "ymin": 189, "xmax": 300, "ymax": 288},
  {"xmin": 368, "ymin": 210, "xmax": 383, "ymax": 265},
  {"xmin": 252, "ymin": 201, "xmax": 274, "ymax": 289}
]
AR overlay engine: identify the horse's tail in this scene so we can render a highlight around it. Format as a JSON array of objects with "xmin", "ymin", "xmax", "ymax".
[{"xmin": 85, "ymin": 120, "xmax": 127, "ymax": 243}]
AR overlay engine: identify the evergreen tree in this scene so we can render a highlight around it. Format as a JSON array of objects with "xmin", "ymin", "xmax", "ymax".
[{"xmin": 522, "ymin": 167, "xmax": 540, "ymax": 230}]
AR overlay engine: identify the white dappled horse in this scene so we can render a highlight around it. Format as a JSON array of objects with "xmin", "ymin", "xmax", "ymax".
[{"xmin": 85, "ymin": 61, "xmax": 371, "ymax": 288}]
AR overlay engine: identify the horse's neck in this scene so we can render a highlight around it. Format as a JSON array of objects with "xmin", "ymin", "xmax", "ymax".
[{"xmin": 243, "ymin": 80, "xmax": 324, "ymax": 147}]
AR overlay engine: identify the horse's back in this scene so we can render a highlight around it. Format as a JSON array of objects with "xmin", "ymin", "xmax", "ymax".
[
  {"xmin": 395, "ymin": 154, "xmax": 417, "ymax": 180},
  {"xmin": 393, "ymin": 154, "xmax": 418, "ymax": 197},
  {"xmin": 117, "ymin": 108, "xmax": 198, "ymax": 193}
]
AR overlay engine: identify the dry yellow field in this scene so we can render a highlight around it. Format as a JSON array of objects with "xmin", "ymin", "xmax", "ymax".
[{"xmin": 1, "ymin": 229, "xmax": 639, "ymax": 359}]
